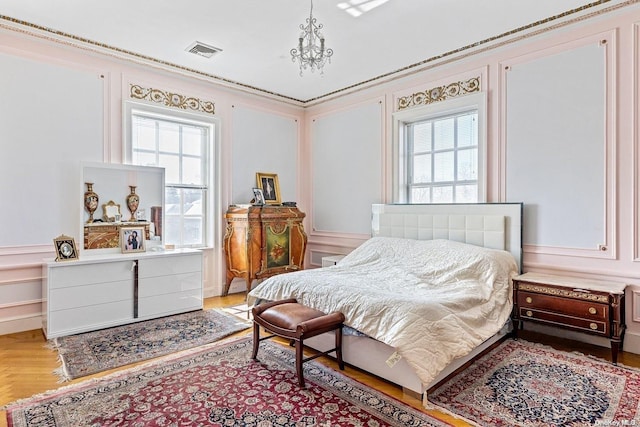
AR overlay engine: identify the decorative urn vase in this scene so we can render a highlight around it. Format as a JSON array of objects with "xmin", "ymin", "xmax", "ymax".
[
  {"xmin": 84, "ymin": 182, "xmax": 99, "ymax": 223},
  {"xmin": 126, "ymin": 185, "xmax": 140, "ymax": 221}
]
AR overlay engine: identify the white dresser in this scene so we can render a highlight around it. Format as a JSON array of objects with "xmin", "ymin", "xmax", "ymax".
[{"xmin": 42, "ymin": 249, "xmax": 203, "ymax": 339}]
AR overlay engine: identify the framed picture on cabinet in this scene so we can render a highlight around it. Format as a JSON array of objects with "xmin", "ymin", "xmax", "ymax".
[
  {"xmin": 256, "ymin": 172, "xmax": 281, "ymax": 205},
  {"xmin": 120, "ymin": 226, "xmax": 146, "ymax": 253},
  {"xmin": 252, "ymin": 187, "xmax": 265, "ymax": 206},
  {"xmin": 53, "ymin": 235, "xmax": 79, "ymax": 262}
]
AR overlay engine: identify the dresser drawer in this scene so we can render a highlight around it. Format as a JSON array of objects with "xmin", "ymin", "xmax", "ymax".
[
  {"xmin": 138, "ymin": 253, "xmax": 202, "ymax": 278},
  {"xmin": 517, "ymin": 291, "xmax": 608, "ymax": 321},
  {"xmin": 518, "ymin": 307, "xmax": 608, "ymax": 335},
  {"xmin": 48, "ymin": 260, "xmax": 132, "ymax": 288}
]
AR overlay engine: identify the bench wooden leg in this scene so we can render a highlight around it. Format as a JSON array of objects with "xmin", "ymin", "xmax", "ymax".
[
  {"xmin": 296, "ymin": 338, "xmax": 305, "ymax": 387},
  {"xmin": 335, "ymin": 328, "xmax": 344, "ymax": 370},
  {"xmin": 251, "ymin": 323, "xmax": 260, "ymax": 360}
]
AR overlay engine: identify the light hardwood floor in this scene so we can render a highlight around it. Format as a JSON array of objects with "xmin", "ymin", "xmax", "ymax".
[{"xmin": 2, "ymin": 294, "xmax": 639, "ymax": 427}]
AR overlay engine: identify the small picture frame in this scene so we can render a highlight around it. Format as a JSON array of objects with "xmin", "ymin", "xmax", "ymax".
[
  {"xmin": 102, "ymin": 200, "xmax": 121, "ymax": 222},
  {"xmin": 120, "ymin": 226, "xmax": 146, "ymax": 253},
  {"xmin": 252, "ymin": 187, "xmax": 265, "ymax": 206},
  {"xmin": 53, "ymin": 235, "xmax": 78, "ymax": 262},
  {"xmin": 256, "ymin": 172, "xmax": 281, "ymax": 205}
]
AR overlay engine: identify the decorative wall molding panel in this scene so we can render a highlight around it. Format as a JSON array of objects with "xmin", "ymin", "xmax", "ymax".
[
  {"xmin": 396, "ymin": 76, "xmax": 480, "ymax": 111},
  {"xmin": 502, "ymin": 33, "xmax": 615, "ymax": 260},
  {"xmin": 129, "ymin": 84, "xmax": 215, "ymax": 115}
]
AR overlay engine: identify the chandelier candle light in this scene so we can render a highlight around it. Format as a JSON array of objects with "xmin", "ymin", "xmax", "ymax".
[{"xmin": 291, "ymin": 0, "xmax": 333, "ymax": 76}]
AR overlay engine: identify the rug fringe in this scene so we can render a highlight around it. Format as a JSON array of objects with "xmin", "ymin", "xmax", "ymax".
[
  {"xmin": 423, "ymin": 397, "xmax": 482, "ymax": 427},
  {"xmin": 44, "ymin": 339, "xmax": 73, "ymax": 383}
]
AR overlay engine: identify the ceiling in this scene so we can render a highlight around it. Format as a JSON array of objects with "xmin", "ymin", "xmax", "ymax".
[{"xmin": 0, "ymin": 0, "xmax": 632, "ymax": 104}]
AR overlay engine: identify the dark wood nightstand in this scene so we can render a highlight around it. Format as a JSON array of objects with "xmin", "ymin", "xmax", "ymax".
[{"xmin": 512, "ymin": 272, "xmax": 626, "ymax": 363}]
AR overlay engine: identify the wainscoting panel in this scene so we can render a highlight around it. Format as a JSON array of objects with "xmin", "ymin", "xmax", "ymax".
[
  {"xmin": 310, "ymin": 98, "xmax": 384, "ymax": 236},
  {"xmin": 502, "ymin": 32, "xmax": 616, "ymax": 259}
]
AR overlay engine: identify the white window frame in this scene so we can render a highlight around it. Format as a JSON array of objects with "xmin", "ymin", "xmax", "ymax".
[
  {"xmin": 392, "ymin": 92, "xmax": 487, "ymax": 204},
  {"xmin": 123, "ymin": 100, "xmax": 219, "ymax": 248}
]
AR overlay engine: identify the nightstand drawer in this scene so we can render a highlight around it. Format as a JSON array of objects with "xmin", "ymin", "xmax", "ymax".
[
  {"xmin": 518, "ymin": 307, "xmax": 608, "ymax": 335},
  {"xmin": 517, "ymin": 291, "xmax": 608, "ymax": 321}
]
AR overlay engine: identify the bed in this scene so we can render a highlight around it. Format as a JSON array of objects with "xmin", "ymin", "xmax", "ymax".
[{"xmin": 247, "ymin": 203, "xmax": 523, "ymax": 405}]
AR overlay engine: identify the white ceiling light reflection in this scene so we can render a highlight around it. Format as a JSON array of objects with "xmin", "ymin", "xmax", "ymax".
[{"xmin": 337, "ymin": 0, "xmax": 390, "ymax": 17}]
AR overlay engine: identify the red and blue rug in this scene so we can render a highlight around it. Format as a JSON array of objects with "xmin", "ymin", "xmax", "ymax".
[
  {"xmin": 428, "ymin": 339, "xmax": 640, "ymax": 426},
  {"xmin": 6, "ymin": 337, "xmax": 452, "ymax": 426}
]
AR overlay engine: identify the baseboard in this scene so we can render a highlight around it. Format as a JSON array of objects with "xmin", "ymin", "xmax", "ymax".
[
  {"xmin": 0, "ymin": 313, "xmax": 42, "ymax": 336},
  {"xmin": 624, "ymin": 330, "xmax": 640, "ymax": 354},
  {"xmin": 204, "ymin": 280, "xmax": 248, "ymax": 298},
  {"xmin": 524, "ymin": 323, "xmax": 640, "ymax": 355}
]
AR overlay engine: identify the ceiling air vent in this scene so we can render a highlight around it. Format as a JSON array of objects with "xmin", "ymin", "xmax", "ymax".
[{"xmin": 185, "ymin": 41, "xmax": 222, "ymax": 59}]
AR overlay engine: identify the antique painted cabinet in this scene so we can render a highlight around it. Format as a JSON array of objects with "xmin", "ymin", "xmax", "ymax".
[{"xmin": 223, "ymin": 205, "xmax": 307, "ymax": 295}]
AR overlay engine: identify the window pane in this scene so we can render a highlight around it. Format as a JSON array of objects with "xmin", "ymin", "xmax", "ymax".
[
  {"xmin": 159, "ymin": 154, "xmax": 180, "ymax": 184},
  {"xmin": 412, "ymin": 122, "xmax": 431, "ymax": 153},
  {"xmin": 412, "ymin": 154, "xmax": 431, "ymax": 183},
  {"xmin": 456, "ymin": 185, "xmax": 477, "ymax": 203},
  {"xmin": 165, "ymin": 187, "xmax": 181, "ymax": 215},
  {"xmin": 434, "ymin": 118, "xmax": 454, "ymax": 150},
  {"xmin": 182, "ymin": 157, "xmax": 202, "ymax": 185},
  {"xmin": 132, "ymin": 116, "xmax": 156, "ymax": 151},
  {"xmin": 183, "ymin": 126, "xmax": 203, "ymax": 156},
  {"xmin": 164, "ymin": 215, "xmax": 180, "ymax": 245},
  {"xmin": 432, "ymin": 186, "xmax": 453, "ymax": 203},
  {"xmin": 183, "ymin": 217, "xmax": 203, "ymax": 246},
  {"xmin": 411, "ymin": 187, "xmax": 431, "ymax": 203},
  {"xmin": 133, "ymin": 151, "xmax": 156, "ymax": 167},
  {"xmin": 183, "ymin": 188, "xmax": 203, "ymax": 215},
  {"xmin": 458, "ymin": 113, "xmax": 478, "ymax": 147},
  {"xmin": 159, "ymin": 122, "xmax": 180, "ymax": 153},
  {"xmin": 433, "ymin": 152, "xmax": 454, "ymax": 182},
  {"xmin": 457, "ymin": 148, "xmax": 478, "ymax": 181}
]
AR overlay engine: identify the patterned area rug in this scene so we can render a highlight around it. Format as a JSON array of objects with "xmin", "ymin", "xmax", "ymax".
[
  {"xmin": 6, "ymin": 337, "xmax": 452, "ymax": 427},
  {"xmin": 49, "ymin": 309, "xmax": 250, "ymax": 381},
  {"xmin": 428, "ymin": 339, "xmax": 640, "ymax": 426}
]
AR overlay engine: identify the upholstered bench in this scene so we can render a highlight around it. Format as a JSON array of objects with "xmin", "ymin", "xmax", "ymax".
[{"xmin": 251, "ymin": 298, "xmax": 345, "ymax": 387}]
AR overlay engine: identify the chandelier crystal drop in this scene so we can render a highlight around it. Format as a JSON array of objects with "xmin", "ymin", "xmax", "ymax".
[{"xmin": 290, "ymin": 0, "xmax": 333, "ymax": 76}]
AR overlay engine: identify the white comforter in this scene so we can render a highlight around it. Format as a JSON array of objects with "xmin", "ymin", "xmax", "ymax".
[{"xmin": 247, "ymin": 237, "xmax": 518, "ymax": 387}]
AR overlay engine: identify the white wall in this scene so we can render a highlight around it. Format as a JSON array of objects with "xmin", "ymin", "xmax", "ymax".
[
  {"xmin": 0, "ymin": 28, "xmax": 304, "ymax": 333},
  {"xmin": 3, "ymin": 4, "xmax": 640, "ymax": 356},
  {"xmin": 302, "ymin": 7, "xmax": 640, "ymax": 353}
]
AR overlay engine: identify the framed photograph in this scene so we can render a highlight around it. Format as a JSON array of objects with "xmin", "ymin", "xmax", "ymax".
[
  {"xmin": 256, "ymin": 172, "xmax": 281, "ymax": 205},
  {"xmin": 120, "ymin": 226, "xmax": 146, "ymax": 253},
  {"xmin": 252, "ymin": 187, "xmax": 265, "ymax": 206},
  {"xmin": 53, "ymin": 235, "xmax": 78, "ymax": 262}
]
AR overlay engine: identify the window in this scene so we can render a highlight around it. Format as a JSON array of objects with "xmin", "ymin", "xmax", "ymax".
[
  {"xmin": 125, "ymin": 103, "xmax": 216, "ymax": 248},
  {"xmin": 393, "ymin": 93, "xmax": 486, "ymax": 204}
]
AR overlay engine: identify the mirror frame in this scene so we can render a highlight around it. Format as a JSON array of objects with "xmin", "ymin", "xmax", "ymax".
[{"xmin": 102, "ymin": 200, "xmax": 121, "ymax": 222}]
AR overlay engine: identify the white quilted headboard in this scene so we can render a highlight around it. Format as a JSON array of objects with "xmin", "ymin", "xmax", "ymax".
[{"xmin": 372, "ymin": 203, "xmax": 523, "ymax": 273}]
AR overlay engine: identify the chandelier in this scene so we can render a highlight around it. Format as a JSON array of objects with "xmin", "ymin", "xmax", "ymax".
[{"xmin": 290, "ymin": 0, "xmax": 333, "ymax": 76}]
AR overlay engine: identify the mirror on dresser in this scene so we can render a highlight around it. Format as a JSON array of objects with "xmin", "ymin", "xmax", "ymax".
[{"xmin": 80, "ymin": 162, "xmax": 165, "ymax": 253}]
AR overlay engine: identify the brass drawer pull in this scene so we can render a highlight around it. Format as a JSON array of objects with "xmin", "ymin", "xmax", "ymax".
[
  {"xmin": 590, "ymin": 323, "xmax": 598, "ymax": 330},
  {"xmin": 525, "ymin": 310, "xmax": 533, "ymax": 317},
  {"xmin": 525, "ymin": 297, "xmax": 532, "ymax": 304},
  {"xmin": 588, "ymin": 307, "xmax": 597, "ymax": 315}
]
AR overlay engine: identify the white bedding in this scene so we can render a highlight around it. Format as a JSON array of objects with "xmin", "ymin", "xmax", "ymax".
[{"xmin": 247, "ymin": 237, "xmax": 518, "ymax": 387}]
